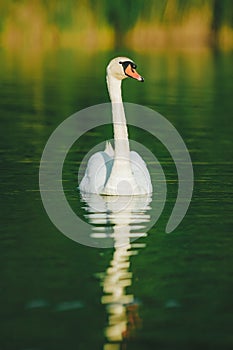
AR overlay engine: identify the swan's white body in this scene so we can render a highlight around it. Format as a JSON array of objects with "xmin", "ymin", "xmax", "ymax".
[{"xmin": 79, "ymin": 57, "xmax": 152, "ymax": 196}]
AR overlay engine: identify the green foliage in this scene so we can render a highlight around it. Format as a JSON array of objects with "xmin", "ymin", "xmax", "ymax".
[
  {"xmin": 212, "ymin": 0, "xmax": 233, "ymax": 28},
  {"xmin": 102, "ymin": 0, "xmax": 144, "ymax": 32},
  {"xmin": 89, "ymin": 0, "xmax": 145, "ymax": 47},
  {"xmin": 42, "ymin": 0, "xmax": 77, "ymax": 29},
  {"xmin": 90, "ymin": 0, "xmax": 145, "ymax": 28},
  {"xmin": 0, "ymin": 0, "xmax": 233, "ymax": 48}
]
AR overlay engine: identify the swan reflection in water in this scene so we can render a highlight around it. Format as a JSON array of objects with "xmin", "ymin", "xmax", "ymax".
[{"xmin": 81, "ymin": 193, "xmax": 152, "ymax": 349}]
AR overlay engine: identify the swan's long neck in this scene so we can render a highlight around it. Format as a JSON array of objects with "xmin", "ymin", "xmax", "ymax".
[{"xmin": 106, "ymin": 75, "xmax": 130, "ymax": 159}]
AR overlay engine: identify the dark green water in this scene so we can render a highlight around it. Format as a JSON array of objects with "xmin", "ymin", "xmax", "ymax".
[{"xmin": 0, "ymin": 48, "xmax": 233, "ymax": 350}]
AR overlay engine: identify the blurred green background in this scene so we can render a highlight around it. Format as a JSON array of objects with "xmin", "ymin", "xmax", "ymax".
[{"xmin": 1, "ymin": 0, "xmax": 233, "ymax": 52}]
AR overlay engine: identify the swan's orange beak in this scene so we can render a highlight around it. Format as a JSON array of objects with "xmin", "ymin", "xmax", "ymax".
[{"xmin": 125, "ymin": 64, "xmax": 144, "ymax": 82}]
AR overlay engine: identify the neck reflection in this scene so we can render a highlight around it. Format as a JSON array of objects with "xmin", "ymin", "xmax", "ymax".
[{"xmin": 81, "ymin": 193, "xmax": 152, "ymax": 349}]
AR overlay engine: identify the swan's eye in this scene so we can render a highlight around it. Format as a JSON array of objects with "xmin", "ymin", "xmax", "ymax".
[{"xmin": 119, "ymin": 61, "xmax": 137, "ymax": 69}]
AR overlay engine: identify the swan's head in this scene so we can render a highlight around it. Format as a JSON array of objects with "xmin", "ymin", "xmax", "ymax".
[{"xmin": 107, "ymin": 57, "xmax": 144, "ymax": 82}]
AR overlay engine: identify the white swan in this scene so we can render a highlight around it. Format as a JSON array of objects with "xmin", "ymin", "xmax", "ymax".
[{"xmin": 79, "ymin": 57, "xmax": 152, "ymax": 196}]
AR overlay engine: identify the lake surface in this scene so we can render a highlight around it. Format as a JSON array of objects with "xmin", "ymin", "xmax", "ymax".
[{"xmin": 0, "ymin": 48, "xmax": 233, "ymax": 350}]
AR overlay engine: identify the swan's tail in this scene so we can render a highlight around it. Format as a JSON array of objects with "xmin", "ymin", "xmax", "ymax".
[{"xmin": 104, "ymin": 141, "xmax": 114, "ymax": 157}]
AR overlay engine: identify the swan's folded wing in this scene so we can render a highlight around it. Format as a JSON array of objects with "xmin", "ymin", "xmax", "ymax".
[
  {"xmin": 104, "ymin": 141, "xmax": 114, "ymax": 157},
  {"xmin": 130, "ymin": 151, "xmax": 153, "ymax": 194},
  {"xmin": 79, "ymin": 151, "xmax": 113, "ymax": 194}
]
